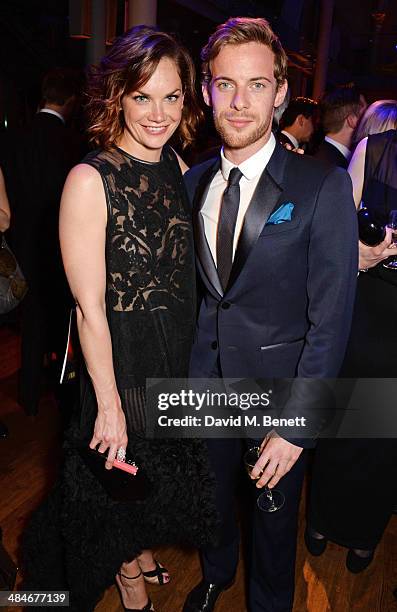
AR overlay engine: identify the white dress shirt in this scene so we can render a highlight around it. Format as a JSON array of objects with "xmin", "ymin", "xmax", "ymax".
[
  {"xmin": 281, "ymin": 130, "xmax": 299, "ymax": 149},
  {"xmin": 324, "ymin": 135, "xmax": 350, "ymax": 160},
  {"xmin": 39, "ymin": 108, "xmax": 65, "ymax": 124},
  {"xmin": 201, "ymin": 133, "xmax": 276, "ymax": 266}
]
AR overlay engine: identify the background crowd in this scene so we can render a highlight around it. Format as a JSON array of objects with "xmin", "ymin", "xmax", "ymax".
[{"xmin": 0, "ymin": 7, "xmax": 396, "ymax": 612}]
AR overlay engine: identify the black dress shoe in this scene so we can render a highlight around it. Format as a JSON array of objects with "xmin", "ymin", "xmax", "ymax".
[
  {"xmin": 304, "ymin": 526, "xmax": 327, "ymax": 556},
  {"xmin": 346, "ymin": 549, "xmax": 374, "ymax": 573},
  {"xmin": 0, "ymin": 421, "xmax": 8, "ymax": 438},
  {"xmin": 183, "ymin": 580, "xmax": 233, "ymax": 612}
]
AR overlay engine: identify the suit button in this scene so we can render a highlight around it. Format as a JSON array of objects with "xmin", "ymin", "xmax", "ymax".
[
  {"xmin": 211, "ymin": 341, "xmax": 218, "ymax": 350},
  {"xmin": 221, "ymin": 302, "xmax": 231, "ymax": 310}
]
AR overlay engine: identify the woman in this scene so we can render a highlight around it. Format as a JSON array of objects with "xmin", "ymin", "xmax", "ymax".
[
  {"xmin": 0, "ymin": 166, "xmax": 11, "ymax": 438},
  {"xmin": 306, "ymin": 100, "xmax": 397, "ymax": 573},
  {"xmin": 23, "ymin": 26, "xmax": 216, "ymax": 611},
  {"xmin": 351, "ymin": 99, "xmax": 397, "ymax": 152}
]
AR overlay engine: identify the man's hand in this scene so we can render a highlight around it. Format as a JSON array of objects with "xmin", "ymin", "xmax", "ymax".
[
  {"xmin": 250, "ymin": 431, "xmax": 303, "ymax": 489},
  {"xmin": 359, "ymin": 227, "xmax": 393, "ymax": 270}
]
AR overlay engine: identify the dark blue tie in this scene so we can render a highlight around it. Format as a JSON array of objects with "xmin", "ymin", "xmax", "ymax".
[{"xmin": 216, "ymin": 167, "xmax": 243, "ymax": 291}]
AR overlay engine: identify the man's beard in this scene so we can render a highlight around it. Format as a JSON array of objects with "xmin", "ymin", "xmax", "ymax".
[{"xmin": 214, "ymin": 112, "xmax": 271, "ymax": 150}]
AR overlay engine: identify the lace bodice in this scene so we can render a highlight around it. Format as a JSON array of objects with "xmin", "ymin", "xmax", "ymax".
[{"xmin": 83, "ymin": 145, "xmax": 196, "ymax": 394}]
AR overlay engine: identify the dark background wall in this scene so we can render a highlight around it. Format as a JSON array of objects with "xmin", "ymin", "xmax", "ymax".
[{"xmin": 0, "ymin": 0, "xmax": 396, "ymax": 133}]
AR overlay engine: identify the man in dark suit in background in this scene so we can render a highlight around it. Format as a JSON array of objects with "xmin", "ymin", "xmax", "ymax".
[
  {"xmin": 277, "ymin": 96, "xmax": 317, "ymax": 150},
  {"xmin": 183, "ymin": 17, "xmax": 358, "ymax": 612},
  {"xmin": 313, "ymin": 83, "xmax": 366, "ymax": 168},
  {"xmin": 6, "ymin": 68, "xmax": 83, "ymax": 416}
]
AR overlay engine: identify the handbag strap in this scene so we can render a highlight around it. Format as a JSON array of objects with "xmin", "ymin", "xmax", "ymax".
[{"xmin": 59, "ymin": 307, "xmax": 75, "ymax": 384}]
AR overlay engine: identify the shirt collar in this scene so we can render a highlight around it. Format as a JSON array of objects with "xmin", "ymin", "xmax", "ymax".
[
  {"xmin": 325, "ymin": 136, "xmax": 350, "ymax": 159},
  {"xmin": 220, "ymin": 132, "xmax": 276, "ymax": 181},
  {"xmin": 281, "ymin": 130, "xmax": 299, "ymax": 149},
  {"xmin": 39, "ymin": 108, "xmax": 65, "ymax": 124}
]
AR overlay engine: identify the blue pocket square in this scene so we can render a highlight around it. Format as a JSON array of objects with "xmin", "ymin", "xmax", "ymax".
[{"xmin": 266, "ymin": 202, "xmax": 294, "ymax": 225}]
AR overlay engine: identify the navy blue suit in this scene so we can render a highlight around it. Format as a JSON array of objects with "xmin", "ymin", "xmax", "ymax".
[
  {"xmin": 184, "ymin": 142, "xmax": 358, "ymax": 612},
  {"xmin": 313, "ymin": 139, "xmax": 349, "ymax": 169}
]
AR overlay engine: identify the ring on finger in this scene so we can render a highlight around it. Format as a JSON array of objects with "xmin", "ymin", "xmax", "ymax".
[{"xmin": 116, "ymin": 447, "xmax": 126, "ymax": 462}]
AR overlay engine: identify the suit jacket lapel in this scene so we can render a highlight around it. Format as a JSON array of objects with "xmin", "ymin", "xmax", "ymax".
[
  {"xmin": 192, "ymin": 157, "xmax": 224, "ymax": 297},
  {"xmin": 227, "ymin": 142, "xmax": 287, "ymax": 290}
]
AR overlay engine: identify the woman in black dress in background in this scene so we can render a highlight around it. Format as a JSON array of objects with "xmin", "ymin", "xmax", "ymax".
[
  {"xmin": 23, "ymin": 26, "xmax": 216, "ymax": 612},
  {"xmin": 306, "ymin": 101, "xmax": 397, "ymax": 573}
]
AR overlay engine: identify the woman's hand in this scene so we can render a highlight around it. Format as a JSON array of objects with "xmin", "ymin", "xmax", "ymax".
[
  {"xmin": 89, "ymin": 395, "xmax": 128, "ymax": 469},
  {"xmin": 283, "ymin": 142, "xmax": 304, "ymax": 155},
  {"xmin": 359, "ymin": 227, "xmax": 393, "ymax": 270}
]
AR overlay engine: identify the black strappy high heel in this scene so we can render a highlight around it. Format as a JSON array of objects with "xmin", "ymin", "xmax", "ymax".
[
  {"xmin": 140, "ymin": 559, "xmax": 170, "ymax": 585},
  {"xmin": 115, "ymin": 570, "xmax": 155, "ymax": 612}
]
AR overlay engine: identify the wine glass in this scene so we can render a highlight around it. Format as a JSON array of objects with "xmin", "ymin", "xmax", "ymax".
[
  {"xmin": 243, "ymin": 446, "xmax": 285, "ymax": 513},
  {"xmin": 383, "ymin": 210, "xmax": 397, "ymax": 270}
]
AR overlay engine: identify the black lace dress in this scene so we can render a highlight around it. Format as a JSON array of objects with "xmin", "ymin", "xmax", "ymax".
[{"xmin": 23, "ymin": 146, "xmax": 217, "ymax": 611}]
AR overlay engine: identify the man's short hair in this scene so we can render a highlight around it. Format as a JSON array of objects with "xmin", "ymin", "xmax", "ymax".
[
  {"xmin": 41, "ymin": 68, "xmax": 80, "ymax": 106},
  {"xmin": 279, "ymin": 97, "xmax": 317, "ymax": 130},
  {"xmin": 319, "ymin": 83, "xmax": 362, "ymax": 134},
  {"xmin": 201, "ymin": 17, "xmax": 288, "ymax": 90}
]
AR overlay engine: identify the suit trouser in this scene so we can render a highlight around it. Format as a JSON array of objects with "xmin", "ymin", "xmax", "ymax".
[
  {"xmin": 202, "ymin": 437, "xmax": 306, "ymax": 612},
  {"xmin": 19, "ymin": 289, "xmax": 47, "ymax": 414}
]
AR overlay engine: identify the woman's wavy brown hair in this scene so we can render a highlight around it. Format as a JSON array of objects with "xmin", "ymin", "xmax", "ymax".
[{"xmin": 86, "ymin": 25, "xmax": 203, "ymax": 150}]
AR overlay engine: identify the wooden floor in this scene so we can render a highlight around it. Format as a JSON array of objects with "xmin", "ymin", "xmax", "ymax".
[{"xmin": 0, "ymin": 325, "xmax": 396, "ymax": 612}]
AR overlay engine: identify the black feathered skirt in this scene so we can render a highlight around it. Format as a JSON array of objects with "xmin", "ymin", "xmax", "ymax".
[{"xmin": 22, "ymin": 376, "xmax": 218, "ymax": 612}]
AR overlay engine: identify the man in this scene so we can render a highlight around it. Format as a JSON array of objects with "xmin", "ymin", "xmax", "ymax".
[
  {"xmin": 313, "ymin": 83, "xmax": 366, "ymax": 168},
  {"xmin": 183, "ymin": 17, "xmax": 358, "ymax": 612},
  {"xmin": 6, "ymin": 68, "xmax": 83, "ymax": 416},
  {"xmin": 278, "ymin": 96, "xmax": 317, "ymax": 149}
]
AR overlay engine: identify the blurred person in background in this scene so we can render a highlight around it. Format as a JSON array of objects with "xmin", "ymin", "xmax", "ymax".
[
  {"xmin": 0, "ymin": 167, "xmax": 11, "ymax": 438},
  {"xmin": 351, "ymin": 99, "xmax": 397, "ymax": 153},
  {"xmin": 0, "ymin": 168, "xmax": 10, "ymax": 233},
  {"xmin": 277, "ymin": 96, "xmax": 317, "ymax": 150},
  {"xmin": 313, "ymin": 83, "xmax": 366, "ymax": 168},
  {"xmin": 306, "ymin": 100, "xmax": 397, "ymax": 574},
  {"xmin": 5, "ymin": 68, "xmax": 84, "ymax": 418}
]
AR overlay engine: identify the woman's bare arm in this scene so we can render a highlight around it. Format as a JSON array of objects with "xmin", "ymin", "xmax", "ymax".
[
  {"xmin": 59, "ymin": 164, "xmax": 127, "ymax": 467},
  {"xmin": 0, "ymin": 168, "xmax": 11, "ymax": 232},
  {"xmin": 348, "ymin": 136, "xmax": 394, "ymax": 269}
]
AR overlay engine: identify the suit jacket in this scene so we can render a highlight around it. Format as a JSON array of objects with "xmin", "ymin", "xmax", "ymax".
[
  {"xmin": 5, "ymin": 112, "xmax": 84, "ymax": 289},
  {"xmin": 277, "ymin": 130, "xmax": 297, "ymax": 149},
  {"xmin": 313, "ymin": 139, "xmax": 348, "ymax": 169},
  {"xmin": 184, "ymin": 141, "xmax": 358, "ymax": 447}
]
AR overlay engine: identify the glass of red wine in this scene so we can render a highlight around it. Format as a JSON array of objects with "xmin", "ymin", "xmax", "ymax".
[{"xmin": 357, "ymin": 206, "xmax": 385, "ymax": 246}]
